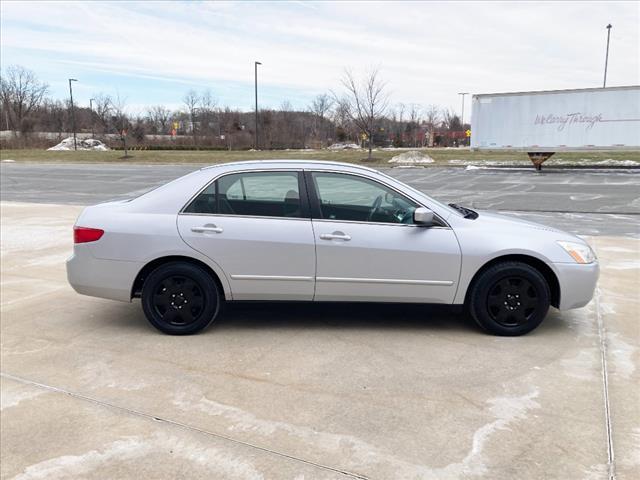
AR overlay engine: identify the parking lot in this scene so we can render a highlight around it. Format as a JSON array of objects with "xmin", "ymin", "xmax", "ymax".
[{"xmin": 1, "ymin": 163, "xmax": 639, "ymax": 479}]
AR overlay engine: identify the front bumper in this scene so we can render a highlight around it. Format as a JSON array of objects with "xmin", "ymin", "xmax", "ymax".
[
  {"xmin": 554, "ymin": 261, "xmax": 600, "ymax": 310},
  {"xmin": 66, "ymin": 244, "xmax": 142, "ymax": 302}
]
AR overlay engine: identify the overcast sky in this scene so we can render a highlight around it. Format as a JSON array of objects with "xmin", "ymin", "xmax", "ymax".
[{"xmin": 1, "ymin": 0, "xmax": 638, "ymax": 115}]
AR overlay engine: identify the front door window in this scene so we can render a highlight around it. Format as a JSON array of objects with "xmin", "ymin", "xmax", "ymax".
[{"xmin": 311, "ymin": 172, "xmax": 417, "ymax": 224}]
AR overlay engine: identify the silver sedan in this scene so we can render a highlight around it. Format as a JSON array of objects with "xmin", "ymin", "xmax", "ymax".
[{"xmin": 66, "ymin": 160, "xmax": 599, "ymax": 335}]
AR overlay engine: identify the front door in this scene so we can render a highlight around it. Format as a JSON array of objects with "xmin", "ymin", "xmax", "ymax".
[
  {"xmin": 178, "ymin": 170, "xmax": 315, "ymax": 301},
  {"xmin": 307, "ymin": 171, "xmax": 461, "ymax": 303}
]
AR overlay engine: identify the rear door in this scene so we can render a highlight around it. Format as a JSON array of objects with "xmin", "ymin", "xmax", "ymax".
[
  {"xmin": 307, "ymin": 171, "xmax": 461, "ymax": 303},
  {"xmin": 178, "ymin": 170, "xmax": 316, "ymax": 301}
]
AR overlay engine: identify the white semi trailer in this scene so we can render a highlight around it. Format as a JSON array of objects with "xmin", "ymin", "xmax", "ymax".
[{"xmin": 471, "ymin": 85, "xmax": 640, "ymax": 169}]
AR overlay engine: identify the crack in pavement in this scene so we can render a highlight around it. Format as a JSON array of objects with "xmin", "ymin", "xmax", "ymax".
[
  {"xmin": 594, "ymin": 282, "xmax": 616, "ymax": 479},
  {"xmin": 0, "ymin": 372, "xmax": 369, "ymax": 480}
]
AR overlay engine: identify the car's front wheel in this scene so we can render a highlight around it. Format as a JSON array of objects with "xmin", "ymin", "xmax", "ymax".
[
  {"xmin": 141, "ymin": 262, "xmax": 220, "ymax": 335},
  {"xmin": 468, "ymin": 261, "xmax": 550, "ymax": 336}
]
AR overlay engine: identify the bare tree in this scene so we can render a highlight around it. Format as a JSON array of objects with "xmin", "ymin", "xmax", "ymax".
[
  {"xmin": 275, "ymin": 101, "xmax": 294, "ymax": 148},
  {"xmin": 183, "ymin": 89, "xmax": 199, "ymax": 144},
  {"xmin": 218, "ymin": 107, "xmax": 239, "ymax": 150},
  {"xmin": 310, "ymin": 93, "xmax": 333, "ymax": 119},
  {"xmin": 147, "ymin": 105, "xmax": 171, "ymax": 134},
  {"xmin": 408, "ymin": 103, "xmax": 421, "ymax": 147},
  {"xmin": 441, "ymin": 108, "xmax": 461, "ymax": 131},
  {"xmin": 43, "ymin": 99, "xmax": 66, "ymax": 137},
  {"xmin": 331, "ymin": 99, "xmax": 349, "ymax": 128},
  {"xmin": 335, "ymin": 68, "xmax": 388, "ymax": 160},
  {"xmin": 386, "ymin": 103, "xmax": 403, "ymax": 146},
  {"xmin": 423, "ymin": 104, "xmax": 440, "ymax": 147},
  {"xmin": 199, "ymin": 89, "xmax": 217, "ymax": 140},
  {"xmin": 335, "ymin": 98, "xmax": 364, "ymax": 144},
  {"xmin": 396, "ymin": 102, "xmax": 405, "ymax": 123},
  {"xmin": 112, "ymin": 94, "xmax": 130, "ymax": 157},
  {"xmin": 0, "ymin": 65, "xmax": 49, "ymax": 134},
  {"xmin": 131, "ymin": 115, "xmax": 146, "ymax": 142},
  {"xmin": 92, "ymin": 94, "xmax": 113, "ymax": 134},
  {"xmin": 309, "ymin": 93, "xmax": 333, "ymax": 145}
]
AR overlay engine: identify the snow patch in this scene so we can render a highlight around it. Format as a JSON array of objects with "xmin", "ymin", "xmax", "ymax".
[
  {"xmin": 328, "ymin": 142, "xmax": 361, "ymax": 150},
  {"xmin": 1, "ymin": 385, "xmax": 46, "ymax": 411},
  {"xmin": 12, "ymin": 438, "xmax": 150, "ymax": 480},
  {"xmin": 550, "ymin": 158, "xmax": 640, "ymax": 167},
  {"xmin": 429, "ymin": 389, "xmax": 540, "ymax": 478},
  {"xmin": 388, "ymin": 150, "xmax": 434, "ymax": 164},
  {"xmin": 608, "ymin": 333, "xmax": 636, "ymax": 379},
  {"xmin": 47, "ymin": 137, "xmax": 109, "ymax": 151},
  {"xmin": 619, "ymin": 427, "xmax": 640, "ymax": 469},
  {"xmin": 12, "ymin": 433, "xmax": 264, "ymax": 480},
  {"xmin": 173, "ymin": 387, "xmax": 539, "ymax": 478},
  {"xmin": 80, "ymin": 360, "xmax": 148, "ymax": 391},
  {"xmin": 0, "ymin": 220, "xmax": 70, "ymax": 259},
  {"xmin": 561, "ymin": 350, "xmax": 598, "ymax": 381},
  {"xmin": 606, "ymin": 260, "xmax": 640, "ymax": 270},
  {"xmin": 583, "ymin": 463, "xmax": 610, "ymax": 480},
  {"xmin": 451, "ymin": 158, "xmax": 640, "ymax": 167},
  {"xmin": 598, "ymin": 246, "xmax": 636, "ymax": 253}
]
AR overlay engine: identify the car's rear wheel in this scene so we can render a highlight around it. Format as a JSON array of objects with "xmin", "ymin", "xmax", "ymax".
[
  {"xmin": 141, "ymin": 262, "xmax": 220, "ymax": 335},
  {"xmin": 468, "ymin": 261, "xmax": 550, "ymax": 336}
]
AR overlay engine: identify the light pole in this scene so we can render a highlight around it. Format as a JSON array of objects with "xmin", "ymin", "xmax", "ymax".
[
  {"xmin": 603, "ymin": 24, "xmax": 612, "ymax": 88},
  {"xmin": 68, "ymin": 78, "xmax": 78, "ymax": 150},
  {"xmin": 458, "ymin": 92, "xmax": 468, "ymax": 145},
  {"xmin": 254, "ymin": 61, "xmax": 261, "ymax": 150},
  {"xmin": 89, "ymin": 98, "xmax": 95, "ymax": 139}
]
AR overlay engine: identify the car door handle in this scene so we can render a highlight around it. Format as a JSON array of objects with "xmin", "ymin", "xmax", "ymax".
[
  {"xmin": 191, "ymin": 225, "xmax": 223, "ymax": 234},
  {"xmin": 319, "ymin": 232, "xmax": 351, "ymax": 241}
]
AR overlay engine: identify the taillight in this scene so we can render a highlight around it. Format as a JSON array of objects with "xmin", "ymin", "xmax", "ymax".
[{"xmin": 74, "ymin": 226, "xmax": 104, "ymax": 243}]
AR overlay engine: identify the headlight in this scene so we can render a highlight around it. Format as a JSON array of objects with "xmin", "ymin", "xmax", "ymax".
[{"xmin": 557, "ymin": 241, "xmax": 596, "ymax": 264}]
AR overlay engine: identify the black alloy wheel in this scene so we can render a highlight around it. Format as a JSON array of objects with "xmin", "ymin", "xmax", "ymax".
[
  {"xmin": 468, "ymin": 261, "xmax": 550, "ymax": 336},
  {"xmin": 141, "ymin": 262, "xmax": 220, "ymax": 335},
  {"xmin": 152, "ymin": 275, "xmax": 205, "ymax": 326},
  {"xmin": 486, "ymin": 276, "xmax": 540, "ymax": 327}
]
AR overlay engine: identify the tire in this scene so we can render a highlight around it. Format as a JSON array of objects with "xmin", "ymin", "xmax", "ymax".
[
  {"xmin": 468, "ymin": 261, "xmax": 550, "ymax": 336},
  {"xmin": 141, "ymin": 262, "xmax": 220, "ymax": 335}
]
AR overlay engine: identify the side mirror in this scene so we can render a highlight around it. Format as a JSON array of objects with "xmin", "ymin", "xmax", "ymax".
[{"xmin": 414, "ymin": 207, "xmax": 434, "ymax": 226}]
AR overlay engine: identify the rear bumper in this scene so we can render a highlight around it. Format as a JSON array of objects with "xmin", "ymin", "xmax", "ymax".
[
  {"xmin": 66, "ymin": 245, "xmax": 142, "ymax": 302},
  {"xmin": 554, "ymin": 261, "xmax": 600, "ymax": 310}
]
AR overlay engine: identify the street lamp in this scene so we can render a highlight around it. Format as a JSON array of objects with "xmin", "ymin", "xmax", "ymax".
[
  {"xmin": 254, "ymin": 61, "xmax": 261, "ymax": 150},
  {"xmin": 603, "ymin": 24, "xmax": 612, "ymax": 88},
  {"xmin": 89, "ymin": 98, "xmax": 95, "ymax": 139},
  {"xmin": 68, "ymin": 78, "xmax": 78, "ymax": 150},
  {"xmin": 458, "ymin": 92, "xmax": 469, "ymax": 145}
]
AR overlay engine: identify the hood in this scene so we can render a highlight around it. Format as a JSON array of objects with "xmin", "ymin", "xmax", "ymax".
[
  {"xmin": 476, "ymin": 211, "xmax": 563, "ymax": 233},
  {"xmin": 471, "ymin": 210, "xmax": 586, "ymax": 245}
]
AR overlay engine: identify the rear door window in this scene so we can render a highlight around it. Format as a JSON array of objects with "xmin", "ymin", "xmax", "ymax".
[{"xmin": 184, "ymin": 171, "xmax": 304, "ymax": 218}]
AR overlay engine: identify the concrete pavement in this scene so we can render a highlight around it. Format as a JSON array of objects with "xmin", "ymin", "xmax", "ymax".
[{"xmin": 1, "ymin": 201, "xmax": 638, "ymax": 479}]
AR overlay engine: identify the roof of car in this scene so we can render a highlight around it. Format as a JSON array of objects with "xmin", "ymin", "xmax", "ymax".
[{"xmin": 200, "ymin": 160, "xmax": 381, "ymax": 174}]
